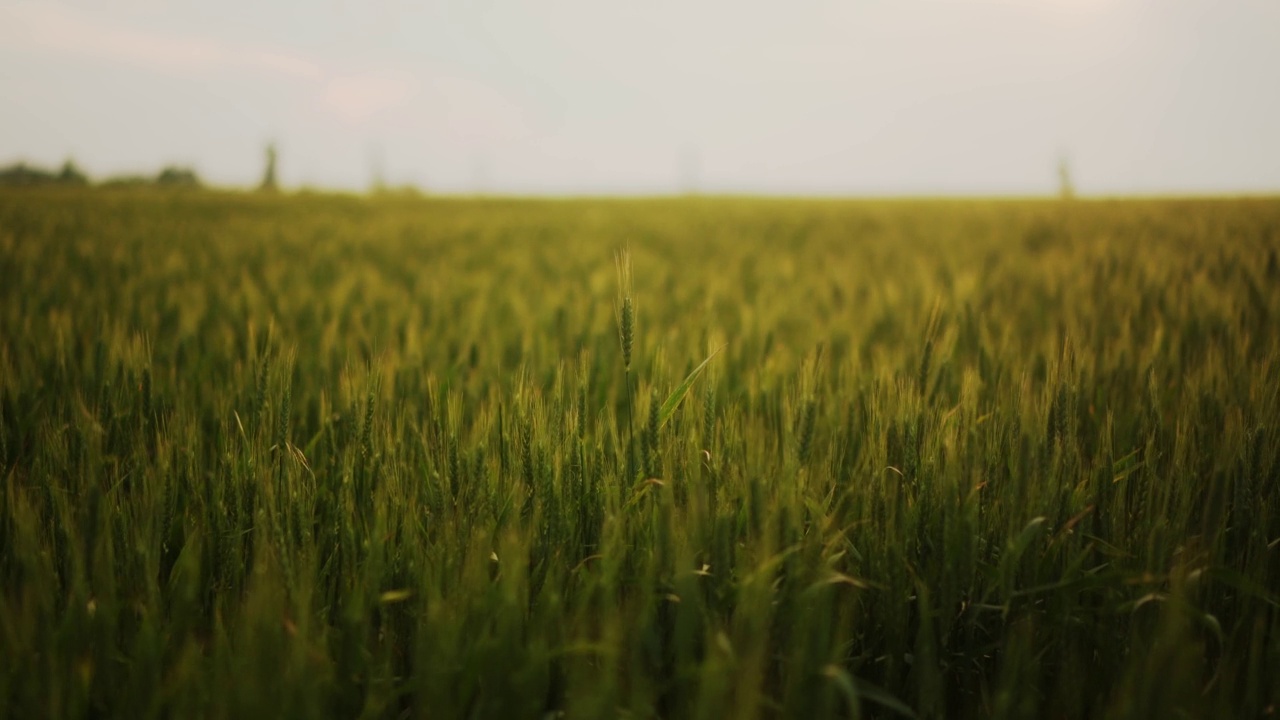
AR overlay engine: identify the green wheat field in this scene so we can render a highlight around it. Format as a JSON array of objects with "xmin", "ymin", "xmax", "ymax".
[{"xmin": 1, "ymin": 189, "xmax": 1277, "ymax": 719}]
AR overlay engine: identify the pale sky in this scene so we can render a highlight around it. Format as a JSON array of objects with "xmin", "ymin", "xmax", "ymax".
[{"xmin": 1, "ymin": 0, "xmax": 1278, "ymax": 195}]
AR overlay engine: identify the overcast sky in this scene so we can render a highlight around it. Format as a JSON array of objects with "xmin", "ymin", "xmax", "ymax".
[{"xmin": 1, "ymin": 0, "xmax": 1278, "ymax": 195}]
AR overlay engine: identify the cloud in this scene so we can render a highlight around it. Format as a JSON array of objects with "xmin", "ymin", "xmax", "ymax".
[
  {"xmin": 2, "ymin": 2, "xmax": 323, "ymax": 80},
  {"xmin": 0, "ymin": 2, "xmax": 536, "ymax": 133},
  {"xmin": 422, "ymin": 75, "xmax": 536, "ymax": 143},
  {"xmin": 322, "ymin": 73, "xmax": 418, "ymax": 124}
]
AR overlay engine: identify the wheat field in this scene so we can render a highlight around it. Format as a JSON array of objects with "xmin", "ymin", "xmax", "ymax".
[{"xmin": 1, "ymin": 189, "xmax": 1277, "ymax": 718}]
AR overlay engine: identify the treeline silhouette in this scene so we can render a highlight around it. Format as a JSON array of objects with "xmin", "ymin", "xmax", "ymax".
[
  {"xmin": 0, "ymin": 147, "xmax": 422, "ymax": 195},
  {"xmin": 0, "ymin": 160, "xmax": 201, "ymax": 189}
]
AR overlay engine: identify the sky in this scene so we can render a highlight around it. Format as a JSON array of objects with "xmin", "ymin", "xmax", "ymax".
[{"xmin": 1, "ymin": 0, "xmax": 1278, "ymax": 195}]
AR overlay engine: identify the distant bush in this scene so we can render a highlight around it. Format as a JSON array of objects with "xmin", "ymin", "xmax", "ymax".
[
  {"xmin": 57, "ymin": 161, "xmax": 89, "ymax": 186},
  {"xmin": 0, "ymin": 160, "xmax": 203, "ymax": 189},
  {"xmin": 0, "ymin": 160, "xmax": 88, "ymax": 187},
  {"xmin": 99, "ymin": 174, "xmax": 155, "ymax": 189},
  {"xmin": 155, "ymin": 166, "xmax": 201, "ymax": 188}
]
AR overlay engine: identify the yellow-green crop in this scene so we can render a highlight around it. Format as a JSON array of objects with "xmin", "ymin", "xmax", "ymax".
[{"xmin": 1, "ymin": 188, "xmax": 1277, "ymax": 718}]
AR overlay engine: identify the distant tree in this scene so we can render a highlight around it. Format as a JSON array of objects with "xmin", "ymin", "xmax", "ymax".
[
  {"xmin": 57, "ymin": 160, "xmax": 89, "ymax": 186},
  {"xmin": 100, "ymin": 175, "xmax": 152, "ymax": 188},
  {"xmin": 156, "ymin": 166, "xmax": 201, "ymax": 188},
  {"xmin": 0, "ymin": 162, "xmax": 56, "ymax": 186},
  {"xmin": 260, "ymin": 143, "xmax": 278, "ymax": 192},
  {"xmin": 0, "ymin": 162, "xmax": 31, "ymax": 186},
  {"xmin": 0, "ymin": 159, "xmax": 88, "ymax": 186}
]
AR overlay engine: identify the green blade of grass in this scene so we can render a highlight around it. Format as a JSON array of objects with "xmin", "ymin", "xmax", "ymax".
[
  {"xmin": 658, "ymin": 345, "xmax": 723, "ymax": 429},
  {"xmin": 824, "ymin": 665, "xmax": 919, "ymax": 720}
]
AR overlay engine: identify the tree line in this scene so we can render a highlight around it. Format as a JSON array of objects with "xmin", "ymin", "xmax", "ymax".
[{"xmin": 0, "ymin": 159, "xmax": 202, "ymax": 189}]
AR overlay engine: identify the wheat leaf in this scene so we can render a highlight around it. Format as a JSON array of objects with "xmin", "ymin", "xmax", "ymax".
[{"xmin": 658, "ymin": 345, "xmax": 723, "ymax": 429}]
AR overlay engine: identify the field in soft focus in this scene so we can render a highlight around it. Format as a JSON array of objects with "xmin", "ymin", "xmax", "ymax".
[{"xmin": 1, "ymin": 190, "xmax": 1277, "ymax": 719}]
